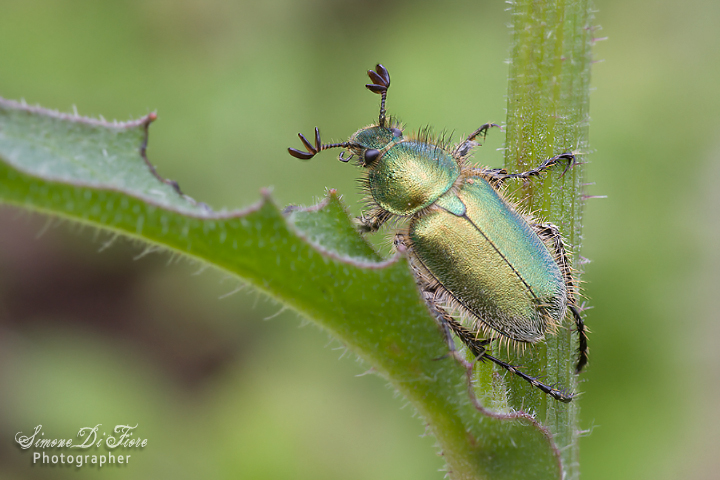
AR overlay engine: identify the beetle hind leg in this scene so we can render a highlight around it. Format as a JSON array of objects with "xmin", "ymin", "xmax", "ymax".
[
  {"xmin": 481, "ymin": 352, "xmax": 575, "ymax": 403},
  {"xmin": 432, "ymin": 297, "xmax": 575, "ymax": 403}
]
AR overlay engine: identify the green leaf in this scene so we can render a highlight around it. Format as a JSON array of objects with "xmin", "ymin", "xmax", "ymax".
[{"xmin": 0, "ymin": 96, "xmax": 566, "ymax": 478}]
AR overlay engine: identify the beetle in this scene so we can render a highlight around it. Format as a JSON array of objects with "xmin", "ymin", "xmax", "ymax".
[{"xmin": 288, "ymin": 64, "xmax": 588, "ymax": 402}]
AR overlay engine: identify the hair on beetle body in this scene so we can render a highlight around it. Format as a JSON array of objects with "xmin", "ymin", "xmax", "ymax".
[{"xmin": 288, "ymin": 64, "xmax": 588, "ymax": 402}]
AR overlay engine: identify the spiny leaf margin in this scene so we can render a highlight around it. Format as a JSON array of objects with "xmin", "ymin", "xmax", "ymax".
[{"xmin": 0, "ymin": 97, "xmax": 564, "ymax": 479}]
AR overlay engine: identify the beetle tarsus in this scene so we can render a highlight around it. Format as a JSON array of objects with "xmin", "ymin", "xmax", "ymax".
[
  {"xmin": 482, "ymin": 352, "xmax": 575, "ymax": 403},
  {"xmin": 473, "ymin": 152, "xmax": 578, "ymax": 186},
  {"xmin": 507, "ymin": 153, "xmax": 577, "ymax": 182},
  {"xmin": 569, "ymin": 304, "xmax": 589, "ymax": 373},
  {"xmin": 454, "ymin": 123, "xmax": 501, "ymax": 158},
  {"xmin": 356, "ymin": 208, "xmax": 392, "ymax": 233}
]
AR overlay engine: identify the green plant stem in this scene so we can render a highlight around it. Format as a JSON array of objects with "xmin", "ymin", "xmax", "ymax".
[{"xmin": 504, "ymin": 0, "xmax": 594, "ymax": 478}]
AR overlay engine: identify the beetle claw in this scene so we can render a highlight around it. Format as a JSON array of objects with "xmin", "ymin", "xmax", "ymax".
[{"xmin": 558, "ymin": 153, "xmax": 577, "ymax": 177}]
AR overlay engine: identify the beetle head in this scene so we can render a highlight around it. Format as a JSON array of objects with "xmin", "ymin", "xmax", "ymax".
[{"xmin": 346, "ymin": 124, "xmax": 403, "ymax": 167}]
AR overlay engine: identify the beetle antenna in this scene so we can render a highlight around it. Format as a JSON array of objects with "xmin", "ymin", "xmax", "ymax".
[
  {"xmin": 366, "ymin": 64, "xmax": 391, "ymax": 127},
  {"xmin": 288, "ymin": 127, "xmax": 355, "ymax": 161}
]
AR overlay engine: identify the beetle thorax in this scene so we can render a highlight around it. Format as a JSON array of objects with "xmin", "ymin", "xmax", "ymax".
[{"xmin": 366, "ymin": 141, "xmax": 460, "ymax": 216}]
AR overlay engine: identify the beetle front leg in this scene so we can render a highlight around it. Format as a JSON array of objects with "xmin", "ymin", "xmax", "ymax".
[
  {"xmin": 355, "ymin": 207, "xmax": 393, "ymax": 233},
  {"xmin": 532, "ymin": 221, "xmax": 589, "ymax": 374},
  {"xmin": 454, "ymin": 123, "xmax": 501, "ymax": 158}
]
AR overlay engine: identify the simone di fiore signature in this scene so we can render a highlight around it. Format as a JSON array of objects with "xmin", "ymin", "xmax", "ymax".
[{"xmin": 15, "ymin": 424, "xmax": 147, "ymax": 467}]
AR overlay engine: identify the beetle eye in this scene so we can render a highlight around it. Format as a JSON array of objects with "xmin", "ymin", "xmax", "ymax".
[
  {"xmin": 364, "ymin": 149, "xmax": 380, "ymax": 165},
  {"xmin": 391, "ymin": 127, "xmax": 402, "ymax": 138}
]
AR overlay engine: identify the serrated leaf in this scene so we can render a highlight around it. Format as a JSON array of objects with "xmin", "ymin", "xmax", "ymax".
[{"xmin": 0, "ymin": 97, "xmax": 566, "ymax": 479}]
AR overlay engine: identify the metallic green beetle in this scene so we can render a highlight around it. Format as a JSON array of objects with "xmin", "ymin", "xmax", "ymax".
[{"xmin": 289, "ymin": 64, "xmax": 588, "ymax": 402}]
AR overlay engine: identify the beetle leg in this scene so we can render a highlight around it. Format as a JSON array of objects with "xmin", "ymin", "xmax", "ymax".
[
  {"xmin": 532, "ymin": 222, "xmax": 589, "ymax": 374},
  {"xmin": 426, "ymin": 295, "xmax": 464, "ymax": 355},
  {"xmin": 481, "ymin": 352, "xmax": 575, "ymax": 403},
  {"xmin": 532, "ymin": 223, "xmax": 575, "ymax": 299},
  {"xmin": 439, "ymin": 310, "xmax": 574, "ymax": 402},
  {"xmin": 419, "ymin": 283, "xmax": 492, "ymax": 359},
  {"xmin": 474, "ymin": 153, "xmax": 577, "ymax": 187},
  {"xmin": 569, "ymin": 304, "xmax": 589, "ymax": 374},
  {"xmin": 454, "ymin": 123, "xmax": 501, "ymax": 158},
  {"xmin": 467, "ymin": 167, "xmax": 510, "ymax": 187},
  {"xmin": 431, "ymin": 297, "xmax": 575, "ymax": 402},
  {"xmin": 355, "ymin": 207, "xmax": 393, "ymax": 233}
]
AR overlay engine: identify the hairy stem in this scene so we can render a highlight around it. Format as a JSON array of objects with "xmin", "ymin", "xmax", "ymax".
[{"xmin": 503, "ymin": 0, "xmax": 594, "ymax": 478}]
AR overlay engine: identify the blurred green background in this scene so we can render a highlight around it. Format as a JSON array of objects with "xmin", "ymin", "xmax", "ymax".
[{"xmin": 1, "ymin": 0, "xmax": 718, "ymax": 479}]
